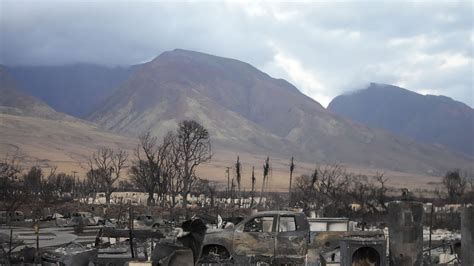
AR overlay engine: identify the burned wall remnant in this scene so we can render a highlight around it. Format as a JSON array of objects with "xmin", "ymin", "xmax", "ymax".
[
  {"xmin": 339, "ymin": 234, "xmax": 386, "ymax": 266},
  {"xmin": 388, "ymin": 201, "xmax": 423, "ymax": 266},
  {"xmin": 461, "ymin": 206, "xmax": 474, "ymax": 266},
  {"xmin": 313, "ymin": 231, "xmax": 384, "ymax": 265}
]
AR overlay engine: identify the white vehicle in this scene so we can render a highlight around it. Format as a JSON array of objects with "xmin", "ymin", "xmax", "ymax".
[{"xmin": 70, "ymin": 212, "xmax": 104, "ymax": 226}]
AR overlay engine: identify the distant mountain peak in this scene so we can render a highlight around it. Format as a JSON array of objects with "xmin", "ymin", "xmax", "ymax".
[
  {"xmin": 89, "ymin": 52, "xmax": 472, "ymax": 174},
  {"xmin": 151, "ymin": 49, "xmax": 259, "ymax": 73},
  {"xmin": 366, "ymin": 83, "xmax": 419, "ymax": 96},
  {"xmin": 328, "ymin": 83, "xmax": 474, "ymax": 156}
]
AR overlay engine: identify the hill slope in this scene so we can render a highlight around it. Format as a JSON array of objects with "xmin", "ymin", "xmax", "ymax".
[
  {"xmin": 7, "ymin": 64, "xmax": 137, "ymax": 117},
  {"xmin": 0, "ymin": 66, "xmax": 137, "ymax": 172},
  {"xmin": 89, "ymin": 49, "xmax": 473, "ymax": 175},
  {"xmin": 0, "ymin": 67, "xmax": 69, "ymax": 120},
  {"xmin": 328, "ymin": 83, "xmax": 474, "ymax": 156}
]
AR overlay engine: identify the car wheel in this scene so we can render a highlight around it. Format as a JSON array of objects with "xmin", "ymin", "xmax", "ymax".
[{"xmin": 200, "ymin": 245, "xmax": 231, "ymax": 263}]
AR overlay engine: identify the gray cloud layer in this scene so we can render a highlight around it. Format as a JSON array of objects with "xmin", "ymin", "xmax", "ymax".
[{"xmin": 1, "ymin": 0, "xmax": 472, "ymax": 107}]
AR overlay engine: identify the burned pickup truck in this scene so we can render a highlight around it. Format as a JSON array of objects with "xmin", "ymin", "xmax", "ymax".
[
  {"xmin": 200, "ymin": 211, "xmax": 386, "ymax": 265},
  {"xmin": 200, "ymin": 211, "xmax": 310, "ymax": 264}
]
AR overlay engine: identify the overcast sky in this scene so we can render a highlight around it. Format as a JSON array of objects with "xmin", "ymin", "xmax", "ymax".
[{"xmin": 1, "ymin": 0, "xmax": 473, "ymax": 107}]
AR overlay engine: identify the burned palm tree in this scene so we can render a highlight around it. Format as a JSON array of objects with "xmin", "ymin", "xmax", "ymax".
[
  {"xmin": 310, "ymin": 168, "xmax": 318, "ymax": 189},
  {"xmin": 235, "ymin": 156, "xmax": 241, "ymax": 207},
  {"xmin": 258, "ymin": 156, "xmax": 270, "ymax": 208},
  {"xmin": 250, "ymin": 166, "xmax": 256, "ymax": 208},
  {"xmin": 289, "ymin": 157, "xmax": 295, "ymax": 206},
  {"xmin": 225, "ymin": 166, "xmax": 233, "ymax": 199},
  {"xmin": 230, "ymin": 178, "xmax": 236, "ymax": 207}
]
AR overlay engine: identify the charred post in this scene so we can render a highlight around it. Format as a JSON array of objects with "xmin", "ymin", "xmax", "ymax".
[
  {"xmin": 387, "ymin": 201, "xmax": 423, "ymax": 266},
  {"xmin": 461, "ymin": 205, "xmax": 474, "ymax": 266}
]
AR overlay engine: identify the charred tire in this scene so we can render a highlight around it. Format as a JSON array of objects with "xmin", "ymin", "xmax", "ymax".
[{"xmin": 200, "ymin": 245, "xmax": 231, "ymax": 263}]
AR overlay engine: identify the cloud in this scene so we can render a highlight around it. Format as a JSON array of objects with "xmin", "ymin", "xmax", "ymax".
[
  {"xmin": 265, "ymin": 42, "xmax": 331, "ymax": 106},
  {"xmin": 1, "ymin": 0, "xmax": 472, "ymax": 107}
]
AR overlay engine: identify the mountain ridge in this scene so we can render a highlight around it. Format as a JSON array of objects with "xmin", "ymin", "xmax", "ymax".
[
  {"xmin": 89, "ymin": 49, "xmax": 473, "ymax": 175},
  {"xmin": 328, "ymin": 83, "xmax": 474, "ymax": 156},
  {"xmin": 0, "ymin": 66, "xmax": 137, "ymax": 172},
  {"xmin": 1, "ymin": 54, "xmax": 473, "ymax": 190},
  {"xmin": 6, "ymin": 63, "xmax": 138, "ymax": 117},
  {"xmin": 0, "ymin": 67, "xmax": 68, "ymax": 120}
]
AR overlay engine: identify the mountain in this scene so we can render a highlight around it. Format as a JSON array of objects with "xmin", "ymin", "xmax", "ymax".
[
  {"xmin": 328, "ymin": 83, "xmax": 474, "ymax": 156},
  {"xmin": 89, "ymin": 49, "xmax": 473, "ymax": 175},
  {"xmin": 1, "ymin": 66, "xmax": 325, "ymax": 190},
  {"xmin": 0, "ymin": 66, "xmax": 136, "ymax": 173},
  {"xmin": 6, "ymin": 64, "xmax": 137, "ymax": 117},
  {"xmin": 0, "ymin": 67, "xmax": 68, "ymax": 120}
]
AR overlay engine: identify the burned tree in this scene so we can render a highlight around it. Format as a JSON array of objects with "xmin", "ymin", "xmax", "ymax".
[
  {"xmin": 23, "ymin": 166, "xmax": 42, "ymax": 199},
  {"xmin": 38, "ymin": 167, "xmax": 59, "ymax": 204},
  {"xmin": 0, "ymin": 156, "xmax": 27, "ymax": 224},
  {"xmin": 293, "ymin": 167, "xmax": 320, "ymax": 211},
  {"xmin": 88, "ymin": 148, "xmax": 128, "ymax": 205},
  {"xmin": 345, "ymin": 172, "xmax": 388, "ymax": 215},
  {"xmin": 293, "ymin": 164, "xmax": 354, "ymax": 215},
  {"xmin": 23, "ymin": 166, "xmax": 74, "ymax": 204},
  {"xmin": 55, "ymin": 173, "xmax": 75, "ymax": 196},
  {"xmin": 130, "ymin": 132, "xmax": 171, "ymax": 206},
  {"xmin": 314, "ymin": 164, "xmax": 352, "ymax": 215},
  {"xmin": 372, "ymin": 172, "xmax": 388, "ymax": 211},
  {"xmin": 129, "ymin": 159, "xmax": 153, "ymax": 204},
  {"xmin": 193, "ymin": 178, "xmax": 217, "ymax": 207},
  {"xmin": 173, "ymin": 120, "xmax": 211, "ymax": 217},
  {"xmin": 41, "ymin": 168, "xmax": 72, "ymax": 203},
  {"xmin": 347, "ymin": 174, "xmax": 372, "ymax": 212},
  {"xmin": 162, "ymin": 132, "xmax": 183, "ymax": 209},
  {"xmin": 443, "ymin": 169, "xmax": 466, "ymax": 203},
  {"xmin": 79, "ymin": 168, "xmax": 100, "ymax": 204}
]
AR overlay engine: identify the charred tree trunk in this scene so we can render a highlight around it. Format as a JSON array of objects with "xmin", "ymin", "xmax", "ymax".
[
  {"xmin": 105, "ymin": 191, "xmax": 111, "ymax": 206},
  {"xmin": 147, "ymin": 192, "xmax": 155, "ymax": 206}
]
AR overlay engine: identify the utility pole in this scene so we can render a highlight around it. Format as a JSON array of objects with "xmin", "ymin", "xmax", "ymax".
[
  {"xmin": 226, "ymin": 167, "xmax": 231, "ymax": 198},
  {"xmin": 231, "ymin": 178, "xmax": 235, "ymax": 206},
  {"xmin": 72, "ymin": 171, "xmax": 78, "ymax": 198},
  {"xmin": 8, "ymin": 228, "xmax": 12, "ymax": 262},
  {"xmin": 289, "ymin": 157, "xmax": 295, "ymax": 207},
  {"xmin": 428, "ymin": 203, "xmax": 434, "ymax": 263},
  {"xmin": 231, "ymin": 178, "xmax": 235, "ymax": 218},
  {"xmin": 251, "ymin": 166, "xmax": 255, "ymax": 208},
  {"xmin": 129, "ymin": 201, "xmax": 135, "ymax": 259},
  {"xmin": 34, "ymin": 221, "xmax": 40, "ymax": 263},
  {"xmin": 267, "ymin": 167, "xmax": 272, "ymax": 208}
]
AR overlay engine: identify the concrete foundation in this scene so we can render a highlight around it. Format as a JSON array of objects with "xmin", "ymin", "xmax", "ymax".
[
  {"xmin": 461, "ymin": 206, "xmax": 474, "ymax": 266},
  {"xmin": 387, "ymin": 201, "xmax": 423, "ymax": 266}
]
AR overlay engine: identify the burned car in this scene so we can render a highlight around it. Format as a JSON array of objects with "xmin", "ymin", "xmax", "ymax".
[
  {"xmin": 69, "ymin": 212, "xmax": 104, "ymax": 226},
  {"xmin": 133, "ymin": 214, "xmax": 165, "ymax": 229},
  {"xmin": 200, "ymin": 211, "xmax": 310, "ymax": 264}
]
